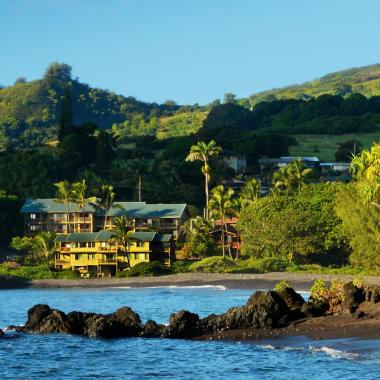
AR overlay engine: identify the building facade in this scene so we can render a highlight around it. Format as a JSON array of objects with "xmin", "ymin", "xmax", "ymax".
[
  {"xmin": 20, "ymin": 199, "xmax": 189, "ymax": 239},
  {"xmin": 55, "ymin": 230, "xmax": 174, "ymax": 276}
]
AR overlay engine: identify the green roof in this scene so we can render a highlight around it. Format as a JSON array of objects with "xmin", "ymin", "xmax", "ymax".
[
  {"xmin": 54, "ymin": 230, "xmax": 170, "ymax": 243},
  {"xmin": 55, "ymin": 230, "xmax": 114, "ymax": 243},
  {"xmin": 21, "ymin": 199, "xmax": 187, "ymax": 219},
  {"xmin": 95, "ymin": 202, "xmax": 146, "ymax": 217},
  {"xmin": 21, "ymin": 199, "xmax": 96, "ymax": 213},
  {"xmin": 154, "ymin": 234, "xmax": 172, "ymax": 243},
  {"xmin": 132, "ymin": 204, "xmax": 187, "ymax": 219},
  {"xmin": 130, "ymin": 232, "xmax": 157, "ymax": 242}
]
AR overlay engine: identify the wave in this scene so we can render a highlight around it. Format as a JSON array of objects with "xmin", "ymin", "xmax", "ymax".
[
  {"xmin": 110, "ymin": 285, "xmax": 227, "ymax": 290},
  {"xmin": 310, "ymin": 346, "xmax": 360, "ymax": 360}
]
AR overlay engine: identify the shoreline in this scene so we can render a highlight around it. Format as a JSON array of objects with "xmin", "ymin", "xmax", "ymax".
[{"xmin": 2, "ymin": 272, "xmax": 380, "ymax": 290}]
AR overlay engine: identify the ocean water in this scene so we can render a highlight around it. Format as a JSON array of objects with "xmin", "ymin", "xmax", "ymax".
[{"xmin": 0, "ymin": 286, "xmax": 379, "ymax": 379}]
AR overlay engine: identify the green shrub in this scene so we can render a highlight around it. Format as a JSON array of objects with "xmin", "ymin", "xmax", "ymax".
[
  {"xmin": 310, "ymin": 279, "xmax": 329, "ymax": 302},
  {"xmin": 274, "ymin": 280, "xmax": 291, "ymax": 292},
  {"xmin": 189, "ymin": 256, "xmax": 235, "ymax": 273},
  {"xmin": 117, "ymin": 261, "xmax": 170, "ymax": 278},
  {"xmin": 257, "ymin": 257, "xmax": 288, "ymax": 272},
  {"xmin": 170, "ymin": 260, "xmax": 191, "ymax": 274}
]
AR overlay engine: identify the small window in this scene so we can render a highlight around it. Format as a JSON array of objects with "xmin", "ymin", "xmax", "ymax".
[
  {"xmin": 101, "ymin": 242, "xmax": 106, "ymax": 248},
  {"xmin": 80, "ymin": 242, "xmax": 87, "ymax": 248},
  {"xmin": 30, "ymin": 213, "xmax": 36, "ymax": 220},
  {"xmin": 88, "ymin": 253, "xmax": 96, "ymax": 260},
  {"xmin": 136, "ymin": 241, "xmax": 144, "ymax": 247},
  {"xmin": 30, "ymin": 225, "xmax": 38, "ymax": 231}
]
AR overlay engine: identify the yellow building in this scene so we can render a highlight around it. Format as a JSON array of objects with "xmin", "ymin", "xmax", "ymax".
[{"xmin": 55, "ymin": 230, "xmax": 174, "ymax": 276}]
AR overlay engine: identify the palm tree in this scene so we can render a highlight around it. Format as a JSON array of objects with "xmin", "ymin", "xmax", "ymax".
[
  {"xmin": 54, "ymin": 181, "xmax": 74, "ymax": 233},
  {"xmin": 208, "ymin": 185, "xmax": 236, "ymax": 258},
  {"xmin": 35, "ymin": 231, "xmax": 57, "ymax": 264},
  {"xmin": 240, "ymin": 178, "xmax": 261, "ymax": 208},
  {"xmin": 109, "ymin": 216, "xmax": 136, "ymax": 268},
  {"xmin": 350, "ymin": 143, "xmax": 380, "ymax": 208},
  {"xmin": 272, "ymin": 166, "xmax": 293, "ymax": 195},
  {"xmin": 72, "ymin": 180, "xmax": 97, "ymax": 232},
  {"xmin": 186, "ymin": 140, "xmax": 222, "ymax": 219},
  {"xmin": 126, "ymin": 158, "xmax": 151, "ymax": 202},
  {"xmin": 290, "ymin": 158, "xmax": 312, "ymax": 194},
  {"xmin": 96, "ymin": 184, "xmax": 116, "ymax": 229}
]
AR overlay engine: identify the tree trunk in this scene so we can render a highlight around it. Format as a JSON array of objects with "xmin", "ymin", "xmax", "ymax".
[
  {"xmin": 138, "ymin": 176, "xmax": 142, "ymax": 202},
  {"xmin": 221, "ymin": 222, "xmax": 225, "ymax": 258},
  {"xmin": 124, "ymin": 243, "xmax": 131, "ymax": 267},
  {"xmin": 104, "ymin": 210, "xmax": 108, "ymax": 230},
  {"xmin": 205, "ymin": 167, "xmax": 209, "ymax": 219}
]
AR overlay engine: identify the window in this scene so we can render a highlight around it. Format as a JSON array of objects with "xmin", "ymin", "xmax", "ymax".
[
  {"xmin": 144, "ymin": 253, "xmax": 148, "ymax": 260},
  {"xmin": 88, "ymin": 242, "xmax": 95, "ymax": 248},
  {"xmin": 88, "ymin": 253, "xmax": 96, "ymax": 260},
  {"xmin": 134, "ymin": 253, "xmax": 139, "ymax": 260},
  {"xmin": 136, "ymin": 241, "xmax": 144, "ymax": 248},
  {"xmin": 79, "ymin": 242, "xmax": 87, "ymax": 248},
  {"xmin": 101, "ymin": 242, "xmax": 106, "ymax": 248},
  {"xmin": 30, "ymin": 225, "xmax": 38, "ymax": 231},
  {"xmin": 30, "ymin": 213, "xmax": 36, "ymax": 220}
]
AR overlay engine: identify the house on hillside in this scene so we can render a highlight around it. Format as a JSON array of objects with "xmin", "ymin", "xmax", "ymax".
[
  {"xmin": 222, "ymin": 150, "xmax": 247, "ymax": 174},
  {"xmin": 258, "ymin": 156, "xmax": 320, "ymax": 172},
  {"xmin": 211, "ymin": 217, "xmax": 241, "ymax": 257},
  {"xmin": 20, "ymin": 199, "xmax": 189, "ymax": 240},
  {"xmin": 55, "ymin": 230, "xmax": 174, "ymax": 276},
  {"xmin": 319, "ymin": 162, "xmax": 350, "ymax": 173}
]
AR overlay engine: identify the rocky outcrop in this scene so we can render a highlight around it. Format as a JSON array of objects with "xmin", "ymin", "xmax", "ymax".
[
  {"xmin": 166, "ymin": 310, "xmax": 201, "ymax": 339},
  {"xmin": 0, "ymin": 329, "xmax": 4, "ymax": 338},
  {"xmin": 13, "ymin": 282, "xmax": 380, "ymax": 340}
]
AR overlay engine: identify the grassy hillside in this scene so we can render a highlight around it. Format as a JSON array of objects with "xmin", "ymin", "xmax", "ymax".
[
  {"xmin": 245, "ymin": 64, "xmax": 380, "ymax": 106},
  {"xmin": 289, "ymin": 132, "xmax": 380, "ymax": 161},
  {"xmin": 0, "ymin": 63, "xmax": 180, "ymax": 149}
]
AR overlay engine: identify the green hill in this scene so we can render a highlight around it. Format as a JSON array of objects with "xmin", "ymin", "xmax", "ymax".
[
  {"xmin": 0, "ymin": 63, "xmax": 180, "ymax": 149},
  {"xmin": 244, "ymin": 64, "xmax": 380, "ymax": 106},
  {"xmin": 3, "ymin": 62, "xmax": 380, "ymax": 150}
]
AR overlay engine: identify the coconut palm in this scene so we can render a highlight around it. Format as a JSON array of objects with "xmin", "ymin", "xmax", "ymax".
[
  {"xmin": 126, "ymin": 158, "xmax": 151, "ymax": 202},
  {"xmin": 186, "ymin": 140, "xmax": 222, "ymax": 219},
  {"xmin": 350, "ymin": 143, "xmax": 380, "ymax": 208},
  {"xmin": 272, "ymin": 166, "xmax": 293, "ymax": 195},
  {"xmin": 240, "ymin": 178, "xmax": 261, "ymax": 208},
  {"xmin": 109, "ymin": 216, "xmax": 136, "ymax": 268},
  {"xmin": 72, "ymin": 180, "xmax": 97, "ymax": 232},
  {"xmin": 54, "ymin": 181, "xmax": 75, "ymax": 233},
  {"xmin": 34, "ymin": 231, "xmax": 57, "ymax": 264},
  {"xmin": 290, "ymin": 158, "xmax": 312, "ymax": 194},
  {"xmin": 208, "ymin": 185, "xmax": 236, "ymax": 258},
  {"xmin": 96, "ymin": 184, "xmax": 116, "ymax": 229}
]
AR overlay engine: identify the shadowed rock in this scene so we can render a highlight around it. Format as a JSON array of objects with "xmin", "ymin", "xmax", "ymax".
[
  {"xmin": 143, "ymin": 320, "xmax": 166, "ymax": 338},
  {"xmin": 0, "ymin": 329, "xmax": 4, "ymax": 338},
  {"xmin": 166, "ymin": 310, "xmax": 201, "ymax": 338},
  {"xmin": 18, "ymin": 283, "xmax": 380, "ymax": 340}
]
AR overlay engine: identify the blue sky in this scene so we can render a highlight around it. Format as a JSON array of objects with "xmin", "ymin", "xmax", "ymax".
[{"xmin": 1, "ymin": 0, "xmax": 380, "ymax": 104}]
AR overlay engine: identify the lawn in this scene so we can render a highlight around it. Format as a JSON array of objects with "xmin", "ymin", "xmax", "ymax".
[{"xmin": 289, "ymin": 131, "xmax": 380, "ymax": 161}]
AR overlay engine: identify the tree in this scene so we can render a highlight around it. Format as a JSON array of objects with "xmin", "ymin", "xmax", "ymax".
[
  {"xmin": 240, "ymin": 178, "xmax": 261, "ymax": 208},
  {"xmin": 238, "ymin": 183, "xmax": 347, "ymax": 265},
  {"xmin": 208, "ymin": 185, "xmax": 236, "ymax": 258},
  {"xmin": 186, "ymin": 140, "xmax": 222, "ymax": 218},
  {"xmin": 109, "ymin": 216, "xmax": 135, "ymax": 268},
  {"xmin": 58, "ymin": 89, "xmax": 73, "ymax": 141},
  {"xmin": 272, "ymin": 166, "xmax": 293, "ymax": 195},
  {"xmin": 44, "ymin": 62, "xmax": 72, "ymax": 82},
  {"xmin": 182, "ymin": 216, "xmax": 215, "ymax": 258},
  {"xmin": 11, "ymin": 232, "xmax": 57, "ymax": 264},
  {"xmin": 54, "ymin": 181, "xmax": 75, "ymax": 233},
  {"xmin": 96, "ymin": 184, "xmax": 115, "ymax": 229},
  {"xmin": 335, "ymin": 184, "xmax": 380, "ymax": 268},
  {"xmin": 350, "ymin": 143, "xmax": 380, "ymax": 208},
  {"xmin": 290, "ymin": 158, "xmax": 312, "ymax": 194},
  {"xmin": 14, "ymin": 77, "xmax": 27, "ymax": 85},
  {"xmin": 223, "ymin": 93, "xmax": 236, "ymax": 104},
  {"xmin": 34, "ymin": 232, "xmax": 57, "ymax": 264},
  {"xmin": 72, "ymin": 180, "xmax": 97, "ymax": 231},
  {"xmin": 126, "ymin": 158, "xmax": 152, "ymax": 202}
]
